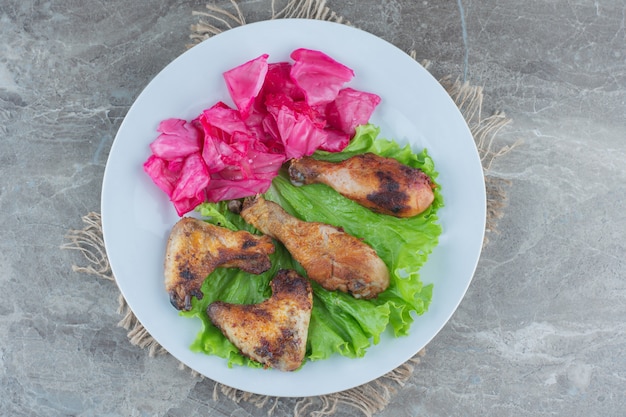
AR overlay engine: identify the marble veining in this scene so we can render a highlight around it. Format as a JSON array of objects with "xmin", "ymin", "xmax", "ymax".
[{"xmin": 1, "ymin": 0, "xmax": 625, "ymax": 416}]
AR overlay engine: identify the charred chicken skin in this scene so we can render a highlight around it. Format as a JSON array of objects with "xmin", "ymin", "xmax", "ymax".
[
  {"xmin": 240, "ymin": 196, "xmax": 389, "ymax": 299},
  {"xmin": 207, "ymin": 269, "xmax": 313, "ymax": 371},
  {"xmin": 164, "ymin": 217, "xmax": 275, "ymax": 311},
  {"xmin": 289, "ymin": 152, "xmax": 435, "ymax": 218}
]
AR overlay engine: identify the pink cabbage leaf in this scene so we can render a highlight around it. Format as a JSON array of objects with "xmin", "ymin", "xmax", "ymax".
[
  {"xmin": 149, "ymin": 119, "xmax": 201, "ymax": 160},
  {"xmin": 325, "ymin": 87, "xmax": 382, "ymax": 137},
  {"xmin": 223, "ymin": 54, "xmax": 269, "ymax": 118},
  {"xmin": 289, "ymin": 48, "xmax": 355, "ymax": 106},
  {"xmin": 143, "ymin": 48, "xmax": 380, "ymax": 215}
]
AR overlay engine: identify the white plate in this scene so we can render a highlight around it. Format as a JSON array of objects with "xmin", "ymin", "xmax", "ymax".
[{"xmin": 101, "ymin": 19, "xmax": 485, "ymax": 397}]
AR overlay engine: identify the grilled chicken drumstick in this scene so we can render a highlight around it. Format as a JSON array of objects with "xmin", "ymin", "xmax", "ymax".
[
  {"xmin": 164, "ymin": 217, "xmax": 275, "ymax": 311},
  {"xmin": 207, "ymin": 269, "xmax": 313, "ymax": 371},
  {"xmin": 240, "ymin": 196, "xmax": 389, "ymax": 299},
  {"xmin": 289, "ymin": 152, "xmax": 435, "ymax": 218}
]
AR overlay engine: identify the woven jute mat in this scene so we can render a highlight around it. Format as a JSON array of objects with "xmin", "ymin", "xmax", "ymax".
[{"xmin": 63, "ymin": 1, "xmax": 517, "ymax": 415}]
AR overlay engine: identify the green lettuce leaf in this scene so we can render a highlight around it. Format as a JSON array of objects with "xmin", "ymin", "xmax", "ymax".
[{"xmin": 182, "ymin": 124, "xmax": 443, "ymax": 367}]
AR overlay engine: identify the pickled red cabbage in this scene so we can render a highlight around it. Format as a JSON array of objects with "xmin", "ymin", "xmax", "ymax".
[{"xmin": 143, "ymin": 48, "xmax": 381, "ymax": 215}]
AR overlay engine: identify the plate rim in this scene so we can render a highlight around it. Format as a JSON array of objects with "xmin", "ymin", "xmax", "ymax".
[{"xmin": 101, "ymin": 18, "xmax": 486, "ymax": 397}]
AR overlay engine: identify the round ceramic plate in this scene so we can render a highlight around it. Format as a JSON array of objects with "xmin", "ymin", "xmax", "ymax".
[{"xmin": 101, "ymin": 19, "xmax": 485, "ymax": 397}]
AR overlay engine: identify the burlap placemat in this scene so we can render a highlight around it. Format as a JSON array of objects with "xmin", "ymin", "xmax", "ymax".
[{"xmin": 63, "ymin": 1, "xmax": 516, "ymax": 415}]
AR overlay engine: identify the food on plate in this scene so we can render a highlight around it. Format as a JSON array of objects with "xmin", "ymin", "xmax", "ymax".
[
  {"xmin": 145, "ymin": 46, "xmax": 443, "ymax": 369},
  {"xmin": 164, "ymin": 217, "xmax": 275, "ymax": 311},
  {"xmin": 143, "ymin": 48, "xmax": 380, "ymax": 216},
  {"xmin": 240, "ymin": 195, "xmax": 390, "ymax": 299},
  {"xmin": 207, "ymin": 269, "xmax": 312, "ymax": 371},
  {"xmin": 182, "ymin": 125, "xmax": 442, "ymax": 368},
  {"xmin": 289, "ymin": 152, "xmax": 436, "ymax": 217}
]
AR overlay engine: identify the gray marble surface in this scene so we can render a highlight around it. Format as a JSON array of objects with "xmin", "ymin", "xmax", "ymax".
[{"xmin": 1, "ymin": 0, "xmax": 625, "ymax": 416}]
